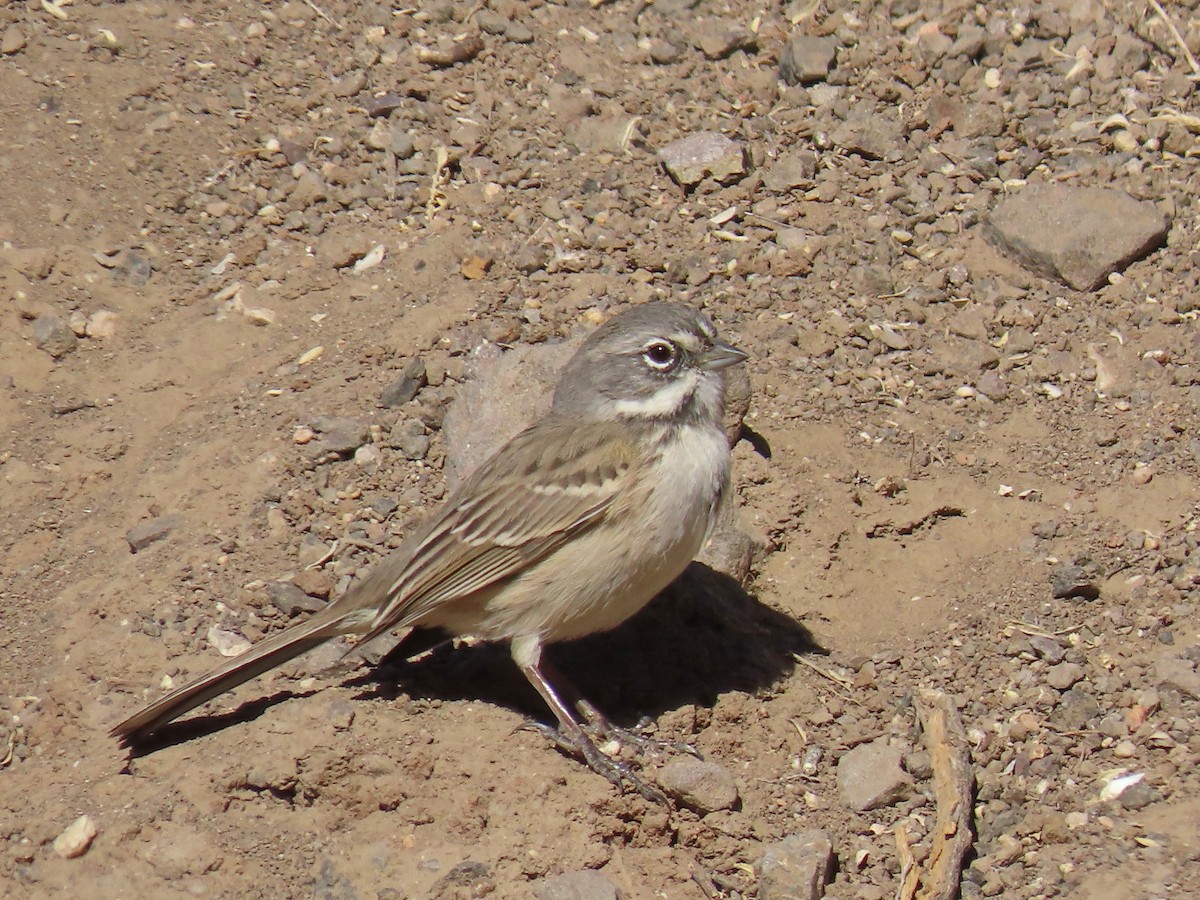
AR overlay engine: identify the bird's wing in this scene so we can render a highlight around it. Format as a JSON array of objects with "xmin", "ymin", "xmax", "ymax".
[{"xmin": 350, "ymin": 417, "xmax": 638, "ymax": 644}]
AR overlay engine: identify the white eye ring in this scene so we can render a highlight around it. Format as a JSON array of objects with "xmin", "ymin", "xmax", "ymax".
[{"xmin": 642, "ymin": 340, "xmax": 679, "ymax": 371}]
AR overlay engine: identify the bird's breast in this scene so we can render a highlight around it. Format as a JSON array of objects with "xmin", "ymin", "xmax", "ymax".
[{"xmin": 463, "ymin": 423, "xmax": 731, "ymax": 644}]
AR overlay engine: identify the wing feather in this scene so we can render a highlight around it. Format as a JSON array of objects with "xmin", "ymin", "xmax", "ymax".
[{"xmin": 349, "ymin": 418, "xmax": 636, "ymax": 645}]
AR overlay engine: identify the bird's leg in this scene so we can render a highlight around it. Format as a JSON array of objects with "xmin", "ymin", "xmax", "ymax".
[
  {"xmin": 538, "ymin": 657, "xmax": 703, "ymax": 761},
  {"xmin": 517, "ymin": 654, "xmax": 668, "ymax": 804}
]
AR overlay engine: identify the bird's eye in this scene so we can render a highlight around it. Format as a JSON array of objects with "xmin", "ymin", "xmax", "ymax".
[{"xmin": 642, "ymin": 340, "xmax": 679, "ymax": 370}]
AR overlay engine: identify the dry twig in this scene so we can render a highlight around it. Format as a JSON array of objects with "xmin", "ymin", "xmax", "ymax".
[
  {"xmin": 895, "ymin": 824, "xmax": 920, "ymax": 900},
  {"xmin": 908, "ymin": 690, "xmax": 975, "ymax": 900},
  {"xmin": 303, "ymin": 0, "xmax": 344, "ymax": 30},
  {"xmin": 1147, "ymin": 0, "xmax": 1200, "ymax": 78}
]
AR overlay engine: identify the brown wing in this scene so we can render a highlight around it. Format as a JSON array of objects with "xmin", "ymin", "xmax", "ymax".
[{"xmin": 349, "ymin": 417, "xmax": 637, "ymax": 646}]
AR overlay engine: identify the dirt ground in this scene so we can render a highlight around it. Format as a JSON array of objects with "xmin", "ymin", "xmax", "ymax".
[{"xmin": 2, "ymin": 1, "xmax": 1199, "ymax": 897}]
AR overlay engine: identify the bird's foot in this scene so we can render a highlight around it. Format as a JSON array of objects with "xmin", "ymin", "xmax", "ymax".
[
  {"xmin": 576, "ymin": 702, "xmax": 703, "ymax": 761},
  {"xmin": 525, "ymin": 721, "xmax": 669, "ymax": 805}
]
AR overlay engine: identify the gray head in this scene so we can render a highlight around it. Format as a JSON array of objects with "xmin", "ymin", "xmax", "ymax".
[{"xmin": 551, "ymin": 302, "xmax": 747, "ymax": 425}]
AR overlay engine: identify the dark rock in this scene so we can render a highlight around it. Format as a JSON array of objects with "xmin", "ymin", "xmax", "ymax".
[
  {"xmin": 1050, "ymin": 563, "xmax": 1100, "ymax": 601},
  {"xmin": 381, "ymin": 358, "xmax": 427, "ymax": 407},
  {"xmin": 311, "ymin": 416, "xmax": 370, "ymax": 455}
]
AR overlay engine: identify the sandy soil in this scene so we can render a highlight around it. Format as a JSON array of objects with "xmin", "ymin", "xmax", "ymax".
[{"xmin": 2, "ymin": 1, "xmax": 1199, "ymax": 898}]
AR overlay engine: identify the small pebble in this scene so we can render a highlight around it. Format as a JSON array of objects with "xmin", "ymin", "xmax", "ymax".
[{"xmin": 657, "ymin": 756, "xmax": 739, "ymax": 813}]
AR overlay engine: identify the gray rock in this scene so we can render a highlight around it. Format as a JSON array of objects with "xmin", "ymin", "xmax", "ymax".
[
  {"xmin": 1118, "ymin": 780, "xmax": 1161, "ymax": 811},
  {"xmin": 758, "ymin": 830, "xmax": 834, "ymax": 900},
  {"xmin": 829, "ymin": 112, "xmax": 903, "ymax": 160},
  {"xmin": 763, "ymin": 149, "xmax": 818, "ymax": 192},
  {"xmin": 127, "ymin": 514, "xmax": 184, "ymax": 552},
  {"xmin": 657, "ymin": 756, "xmax": 739, "ymax": 813},
  {"xmin": 1050, "ymin": 562, "xmax": 1100, "ymax": 601},
  {"xmin": 33, "ymin": 315, "xmax": 79, "ymax": 358},
  {"xmin": 267, "ymin": 581, "xmax": 327, "ymax": 616},
  {"xmin": 441, "ymin": 336, "xmax": 759, "ymax": 588},
  {"xmin": 658, "ymin": 132, "xmax": 747, "ymax": 187},
  {"xmin": 537, "ymin": 870, "xmax": 619, "ymax": 900},
  {"xmin": 311, "ymin": 416, "xmax": 370, "ymax": 455},
  {"xmin": 1046, "ymin": 662, "xmax": 1085, "ymax": 691},
  {"xmin": 441, "ymin": 341, "xmax": 573, "ymax": 488},
  {"xmin": 1052, "ymin": 687, "xmax": 1101, "ymax": 730},
  {"xmin": 779, "ymin": 35, "xmax": 837, "ymax": 85},
  {"xmin": 693, "ymin": 21, "xmax": 755, "ymax": 60},
  {"xmin": 1154, "ymin": 655, "xmax": 1200, "ymax": 699},
  {"xmin": 1028, "ymin": 635, "xmax": 1066, "ymax": 663},
  {"xmin": 382, "ymin": 357, "xmax": 428, "ymax": 408},
  {"xmin": 836, "ymin": 739, "xmax": 912, "ymax": 811},
  {"xmin": 388, "ymin": 419, "xmax": 431, "ymax": 460},
  {"xmin": 984, "ymin": 185, "xmax": 1170, "ymax": 291}
]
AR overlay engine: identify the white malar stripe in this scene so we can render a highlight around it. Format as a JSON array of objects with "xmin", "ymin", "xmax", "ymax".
[{"xmin": 609, "ymin": 372, "xmax": 697, "ymax": 418}]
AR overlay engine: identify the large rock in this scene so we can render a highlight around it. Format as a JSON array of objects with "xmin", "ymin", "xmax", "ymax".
[
  {"xmin": 984, "ymin": 184, "xmax": 1169, "ymax": 291},
  {"xmin": 758, "ymin": 830, "xmax": 835, "ymax": 900},
  {"xmin": 836, "ymin": 738, "xmax": 912, "ymax": 811}
]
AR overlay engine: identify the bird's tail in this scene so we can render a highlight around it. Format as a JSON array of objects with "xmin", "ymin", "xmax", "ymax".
[{"xmin": 110, "ymin": 603, "xmax": 374, "ymax": 745}]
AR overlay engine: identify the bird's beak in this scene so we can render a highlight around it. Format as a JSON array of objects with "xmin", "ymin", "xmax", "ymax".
[{"xmin": 698, "ymin": 340, "xmax": 749, "ymax": 371}]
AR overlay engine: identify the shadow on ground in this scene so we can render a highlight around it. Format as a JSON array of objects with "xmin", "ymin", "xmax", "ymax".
[{"xmin": 121, "ymin": 561, "xmax": 818, "ymax": 755}]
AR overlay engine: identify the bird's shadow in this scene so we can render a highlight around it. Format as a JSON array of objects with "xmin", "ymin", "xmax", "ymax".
[
  {"xmin": 123, "ymin": 562, "xmax": 820, "ymax": 754},
  {"xmin": 362, "ymin": 561, "xmax": 821, "ymax": 727}
]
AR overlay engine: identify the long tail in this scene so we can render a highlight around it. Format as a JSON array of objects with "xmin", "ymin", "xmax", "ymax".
[{"xmin": 110, "ymin": 603, "xmax": 373, "ymax": 745}]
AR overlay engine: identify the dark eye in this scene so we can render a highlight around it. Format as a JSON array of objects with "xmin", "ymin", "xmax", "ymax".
[{"xmin": 642, "ymin": 340, "xmax": 678, "ymax": 370}]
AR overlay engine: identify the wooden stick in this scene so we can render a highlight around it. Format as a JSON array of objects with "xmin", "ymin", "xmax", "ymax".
[
  {"xmin": 913, "ymin": 690, "xmax": 975, "ymax": 900},
  {"xmin": 1147, "ymin": 0, "xmax": 1200, "ymax": 78}
]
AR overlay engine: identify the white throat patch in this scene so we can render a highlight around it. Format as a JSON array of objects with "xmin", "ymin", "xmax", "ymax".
[{"xmin": 608, "ymin": 370, "xmax": 699, "ymax": 418}]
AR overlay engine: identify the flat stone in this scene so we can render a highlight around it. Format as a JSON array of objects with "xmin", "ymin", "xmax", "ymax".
[
  {"xmin": 537, "ymin": 870, "xmax": 619, "ymax": 900},
  {"xmin": 657, "ymin": 756, "xmax": 739, "ymax": 813},
  {"xmin": 33, "ymin": 315, "xmax": 79, "ymax": 358},
  {"xmin": 693, "ymin": 21, "xmax": 756, "ymax": 60},
  {"xmin": 829, "ymin": 112, "xmax": 902, "ymax": 160},
  {"xmin": 836, "ymin": 738, "xmax": 912, "ymax": 811},
  {"xmin": 311, "ymin": 416, "xmax": 370, "ymax": 455},
  {"xmin": 442, "ymin": 341, "xmax": 573, "ymax": 488},
  {"xmin": 127, "ymin": 514, "xmax": 184, "ymax": 552},
  {"xmin": 758, "ymin": 830, "xmax": 835, "ymax": 900},
  {"xmin": 984, "ymin": 185, "xmax": 1169, "ymax": 290},
  {"xmin": 779, "ymin": 35, "xmax": 837, "ymax": 85},
  {"xmin": 659, "ymin": 132, "xmax": 746, "ymax": 187},
  {"xmin": 1154, "ymin": 655, "xmax": 1200, "ymax": 699},
  {"xmin": 267, "ymin": 580, "xmax": 328, "ymax": 616},
  {"xmin": 763, "ymin": 149, "xmax": 818, "ymax": 191},
  {"xmin": 2, "ymin": 25, "xmax": 27, "ymax": 55},
  {"xmin": 206, "ymin": 625, "xmax": 251, "ymax": 657},
  {"xmin": 1046, "ymin": 662, "xmax": 1085, "ymax": 691}
]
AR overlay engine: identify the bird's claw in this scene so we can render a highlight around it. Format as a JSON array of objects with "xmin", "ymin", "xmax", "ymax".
[{"xmin": 523, "ymin": 721, "xmax": 670, "ymax": 805}]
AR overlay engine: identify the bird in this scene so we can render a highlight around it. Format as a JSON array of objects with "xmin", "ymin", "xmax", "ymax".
[{"xmin": 111, "ymin": 301, "xmax": 748, "ymax": 798}]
